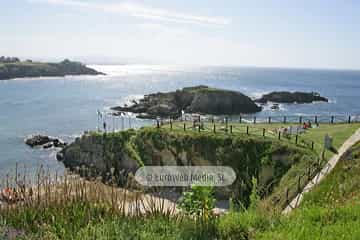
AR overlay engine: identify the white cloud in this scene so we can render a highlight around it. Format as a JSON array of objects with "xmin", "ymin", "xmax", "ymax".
[{"xmin": 28, "ymin": 0, "xmax": 231, "ymax": 26}]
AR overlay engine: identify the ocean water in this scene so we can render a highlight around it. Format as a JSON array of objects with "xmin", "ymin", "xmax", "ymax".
[{"xmin": 0, "ymin": 65, "xmax": 360, "ymax": 178}]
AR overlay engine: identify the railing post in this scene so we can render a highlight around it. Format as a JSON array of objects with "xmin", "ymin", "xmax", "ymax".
[
  {"xmin": 297, "ymin": 176, "xmax": 301, "ymax": 193},
  {"xmin": 286, "ymin": 188, "xmax": 289, "ymax": 204}
]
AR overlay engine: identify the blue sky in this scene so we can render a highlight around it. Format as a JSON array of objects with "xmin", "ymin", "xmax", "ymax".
[{"xmin": 1, "ymin": 0, "xmax": 360, "ymax": 69}]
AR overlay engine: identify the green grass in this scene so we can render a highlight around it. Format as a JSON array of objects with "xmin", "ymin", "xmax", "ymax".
[
  {"xmin": 301, "ymin": 141, "xmax": 360, "ymax": 207},
  {"xmin": 0, "ymin": 200, "xmax": 216, "ymax": 240},
  {"xmin": 256, "ymin": 141, "xmax": 360, "ymax": 239},
  {"xmin": 2, "ymin": 123, "xmax": 359, "ymax": 239}
]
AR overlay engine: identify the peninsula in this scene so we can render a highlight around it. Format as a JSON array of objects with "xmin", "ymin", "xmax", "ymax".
[{"xmin": 0, "ymin": 56, "xmax": 104, "ymax": 80}]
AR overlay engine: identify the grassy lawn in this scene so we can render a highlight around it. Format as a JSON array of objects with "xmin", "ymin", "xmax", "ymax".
[{"xmin": 166, "ymin": 121, "xmax": 360, "ymax": 158}]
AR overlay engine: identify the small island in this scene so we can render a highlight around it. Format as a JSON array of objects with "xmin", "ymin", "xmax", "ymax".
[
  {"xmin": 111, "ymin": 85, "xmax": 262, "ymax": 119},
  {"xmin": 0, "ymin": 56, "xmax": 104, "ymax": 80},
  {"xmin": 255, "ymin": 91, "xmax": 328, "ymax": 104}
]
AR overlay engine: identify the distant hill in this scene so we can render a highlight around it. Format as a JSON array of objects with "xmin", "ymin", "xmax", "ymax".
[{"xmin": 0, "ymin": 57, "xmax": 104, "ymax": 80}]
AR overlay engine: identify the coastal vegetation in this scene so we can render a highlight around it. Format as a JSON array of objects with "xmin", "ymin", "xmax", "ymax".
[
  {"xmin": 0, "ymin": 57, "xmax": 104, "ymax": 80},
  {"xmin": 1, "ymin": 122, "xmax": 360, "ymax": 239}
]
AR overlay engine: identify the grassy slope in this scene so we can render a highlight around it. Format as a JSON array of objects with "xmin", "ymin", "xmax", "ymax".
[{"xmin": 257, "ymin": 141, "xmax": 360, "ymax": 240}]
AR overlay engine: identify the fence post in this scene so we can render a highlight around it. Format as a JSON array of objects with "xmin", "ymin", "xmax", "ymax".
[
  {"xmin": 246, "ymin": 126, "xmax": 249, "ymax": 135},
  {"xmin": 183, "ymin": 123, "xmax": 186, "ymax": 131},
  {"xmin": 283, "ymin": 116, "xmax": 287, "ymax": 124},
  {"xmin": 286, "ymin": 188, "xmax": 289, "ymax": 204},
  {"xmin": 253, "ymin": 116, "xmax": 257, "ymax": 124},
  {"xmin": 297, "ymin": 176, "xmax": 301, "ymax": 193},
  {"xmin": 225, "ymin": 117, "xmax": 228, "ymax": 130},
  {"xmin": 348, "ymin": 115, "xmax": 351, "ymax": 124},
  {"xmin": 211, "ymin": 117, "xmax": 214, "ymax": 124},
  {"xmin": 239, "ymin": 115, "xmax": 242, "ymax": 123},
  {"xmin": 156, "ymin": 120, "xmax": 160, "ymax": 128},
  {"xmin": 213, "ymin": 124, "xmax": 216, "ymax": 133},
  {"xmin": 315, "ymin": 115, "xmax": 318, "ymax": 125},
  {"xmin": 299, "ymin": 116, "xmax": 303, "ymax": 124},
  {"xmin": 198, "ymin": 125, "xmax": 201, "ymax": 132},
  {"xmin": 268, "ymin": 116, "xmax": 271, "ymax": 124},
  {"xmin": 307, "ymin": 167, "xmax": 312, "ymax": 181},
  {"xmin": 262, "ymin": 128, "xmax": 266, "ymax": 137},
  {"xmin": 331, "ymin": 116, "xmax": 334, "ymax": 124},
  {"xmin": 278, "ymin": 131, "xmax": 281, "ymax": 140},
  {"xmin": 311, "ymin": 141, "xmax": 314, "ymax": 150},
  {"xmin": 295, "ymin": 135, "xmax": 298, "ymax": 144},
  {"xmin": 230, "ymin": 125, "xmax": 233, "ymax": 134},
  {"xmin": 170, "ymin": 118, "xmax": 172, "ymax": 130}
]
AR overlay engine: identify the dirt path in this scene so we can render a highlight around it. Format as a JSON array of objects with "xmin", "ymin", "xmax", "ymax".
[{"xmin": 283, "ymin": 128, "xmax": 360, "ymax": 214}]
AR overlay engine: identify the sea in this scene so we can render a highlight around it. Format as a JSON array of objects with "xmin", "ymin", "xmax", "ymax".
[{"xmin": 0, "ymin": 65, "xmax": 360, "ymax": 179}]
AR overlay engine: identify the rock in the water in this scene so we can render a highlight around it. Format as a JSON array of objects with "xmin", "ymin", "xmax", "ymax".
[
  {"xmin": 111, "ymin": 85, "xmax": 261, "ymax": 119},
  {"xmin": 25, "ymin": 135, "xmax": 67, "ymax": 148},
  {"xmin": 25, "ymin": 135, "xmax": 53, "ymax": 147},
  {"xmin": 255, "ymin": 91, "xmax": 328, "ymax": 104}
]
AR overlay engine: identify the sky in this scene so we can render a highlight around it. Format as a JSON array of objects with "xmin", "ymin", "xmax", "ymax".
[{"xmin": 1, "ymin": 0, "xmax": 360, "ymax": 69}]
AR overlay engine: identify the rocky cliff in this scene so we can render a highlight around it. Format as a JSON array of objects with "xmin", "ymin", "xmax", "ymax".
[
  {"xmin": 57, "ymin": 127, "xmax": 314, "ymax": 204},
  {"xmin": 111, "ymin": 85, "xmax": 262, "ymax": 119}
]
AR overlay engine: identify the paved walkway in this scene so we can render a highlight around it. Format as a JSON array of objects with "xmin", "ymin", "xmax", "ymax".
[{"xmin": 283, "ymin": 128, "xmax": 360, "ymax": 214}]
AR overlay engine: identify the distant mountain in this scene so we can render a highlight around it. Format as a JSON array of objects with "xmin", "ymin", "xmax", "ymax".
[{"xmin": 0, "ymin": 57, "xmax": 104, "ymax": 80}]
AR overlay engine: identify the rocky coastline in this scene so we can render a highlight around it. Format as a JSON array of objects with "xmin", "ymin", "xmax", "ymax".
[
  {"xmin": 111, "ymin": 85, "xmax": 262, "ymax": 119},
  {"xmin": 0, "ymin": 57, "xmax": 104, "ymax": 80},
  {"xmin": 255, "ymin": 91, "xmax": 328, "ymax": 104}
]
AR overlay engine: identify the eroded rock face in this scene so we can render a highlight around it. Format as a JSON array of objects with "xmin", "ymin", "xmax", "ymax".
[
  {"xmin": 112, "ymin": 85, "xmax": 262, "ymax": 119},
  {"xmin": 57, "ymin": 134, "xmax": 139, "ymax": 175},
  {"xmin": 255, "ymin": 91, "xmax": 328, "ymax": 104}
]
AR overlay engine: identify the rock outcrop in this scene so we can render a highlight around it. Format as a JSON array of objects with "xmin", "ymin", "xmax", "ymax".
[
  {"xmin": 112, "ymin": 85, "xmax": 261, "ymax": 119},
  {"xmin": 25, "ymin": 135, "xmax": 67, "ymax": 149},
  {"xmin": 0, "ymin": 58, "xmax": 104, "ymax": 80},
  {"xmin": 255, "ymin": 91, "xmax": 328, "ymax": 104},
  {"xmin": 58, "ymin": 128, "xmax": 314, "ymax": 203}
]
